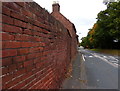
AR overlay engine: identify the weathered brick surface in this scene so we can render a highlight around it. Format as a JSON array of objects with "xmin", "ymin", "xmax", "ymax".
[
  {"xmin": 1, "ymin": 2, "xmax": 77, "ymax": 90},
  {"xmin": 51, "ymin": 3, "xmax": 78, "ymax": 60}
]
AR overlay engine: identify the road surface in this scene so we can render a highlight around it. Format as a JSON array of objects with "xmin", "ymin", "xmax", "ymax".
[{"xmin": 79, "ymin": 49, "xmax": 118, "ymax": 89}]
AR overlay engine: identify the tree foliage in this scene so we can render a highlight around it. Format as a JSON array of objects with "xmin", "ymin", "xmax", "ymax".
[{"xmin": 81, "ymin": 1, "xmax": 120, "ymax": 49}]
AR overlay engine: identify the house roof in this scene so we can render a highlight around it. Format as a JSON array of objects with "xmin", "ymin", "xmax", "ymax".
[{"xmin": 51, "ymin": 11, "xmax": 76, "ymax": 37}]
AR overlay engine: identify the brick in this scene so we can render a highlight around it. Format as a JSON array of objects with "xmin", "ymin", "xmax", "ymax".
[
  {"xmin": 42, "ymin": 24, "xmax": 50, "ymax": 31},
  {"xmin": 23, "ymin": 16, "xmax": 29, "ymax": 23},
  {"xmin": 34, "ymin": 20, "xmax": 40, "ymax": 26},
  {"xmin": 2, "ymin": 32, "xmax": 14, "ymax": 41},
  {"xmin": 40, "ymin": 56, "xmax": 47, "ymax": 61},
  {"xmin": 2, "ymin": 49, "xmax": 17, "ymax": 58},
  {"xmin": 21, "ymin": 42, "xmax": 33, "ymax": 48},
  {"xmin": 8, "ymin": 64, "xmax": 17, "ymax": 72},
  {"xmin": 24, "ymin": 16, "xmax": 35, "ymax": 24},
  {"xmin": 15, "ymin": 34, "xmax": 35, "ymax": 41},
  {"xmin": 6, "ymin": 77, "xmax": 22, "ymax": 89},
  {"xmin": 42, "ymin": 51, "xmax": 51, "ymax": 56},
  {"xmin": 13, "ymin": 56, "xmax": 26, "ymax": 63},
  {"xmin": 35, "ymin": 61, "xmax": 45, "ymax": 69},
  {"xmin": 16, "ymin": 62, "xmax": 23, "ymax": 70},
  {"xmin": 2, "ymin": 74, "xmax": 13, "ymax": 84},
  {"xmin": 30, "ymin": 80, "xmax": 42, "ymax": 89},
  {"xmin": 2, "ymin": 57, "xmax": 13, "ymax": 66},
  {"xmin": 29, "ymin": 36, "xmax": 40, "ymax": 42},
  {"xmin": 31, "ymin": 42, "xmax": 40, "ymax": 47},
  {"xmin": 35, "ymin": 70, "xmax": 54, "ymax": 89},
  {"xmin": 41, "ymin": 76, "xmax": 54, "ymax": 89},
  {"xmin": 10, "ymin": 10, "xmax": 24, "ymax": 21},
  {"xmin": 15, "ymin": 2, "xmax": 25, "ymax": 7},
  {"xmin": 35, "ymin": 52, "xmax": 42, "ymax": 58},
  {"xmin": 39, "ymin": 42, "xmax": 45, "ymax": 47},
  {"xmin": 24, "ymin": 60, "xmax": 33, "ymax": 67},
  {"xmin": 26, "ymin": 53, "xmax": 36, "ymax": 60},
  {"xmin": 29, "ymin": 47, "xmax": 43, "ymax": 53},
  {"xmin": 14, "ymin": 19, "xmax": 22, "ymax": 27},
  {"xmin": 11, "ymin": 81, "xmax": 26, "ymax": 89},
  {"xmin": 41, "ymin": 29, "xmax": 50, "ymax": 34},
  {"xmin": 15, "ymin": 34, "xmax": 26, "ymax": 41},
  {"xmin": 2, "ymin": 67, "xmax": 9, "ymax": 75},
  {"xmin": 35, "ymin": 32, "xmax": 43, "ymax": 37},
  {"xmin": 21, "ymin": 9, "xmax": 33, "ymax": 18},
  {"xmin": 13, "ymin": 69, "xmax": 25, "ymax": 77},
  {"xmin": 3, "ymin": 2, "xmax": 21, "ymax": 13},
  {"xmin": 17, "ymin": 48, "xmax": 29, "ymax": 55},
  {"xmin": 25, "ymin": 65, "xmax": 34, "ymax": 72},
  {"xmin": 47, "ymin": 80, "xmax": 55, "ymax": 89},
  {"xmin": 32, "ymin": 68, "xmax": 39, "ymax": 75},
  {"xmin": 33, "ymin": 31, "xmax": 41, "ymax": 36},
  {"xmin": 23, "ymin": 29, "xmax": 32, "ymax": 35},
  {"xmin": 22, "ymin": 22, "xmax": 27, "ymax": 28},
  {"xmin": 2, "ymin": 41, "xmax": 21, "ymax": 49},
  {"xmin": 2, "ymin": 6, "xmax": 11, "ymax": 16},
  {"xmin": 35, "ymin": 38, "xmax": 42, "ymax": 42},
  {"xmin": 34, "ymin": 68, "xmax": 44, "ymax": 77},
  {"xmin": 2, "ymin": 24, "xmax": 23, "ymax": 34},
  {"xmin": 23, "ymin": 79, "xmax": 36, "ymax": 89},
  {"xmin": 33, "ymin": 58, "xmax": 41, "ymax": 64},
  {"xmin": 36, "ymin": 17, "xmax": 43, "ymax": 24},
  {"xmin": 2, "ymin": 15, "xmax": 14, "ymax": 24},
  {"xmin": 26, "ymin": 23, "xmax": 33, "ymax": 30},
  {"xmin": 33, "ymin": 26, "xmax": 40, "ymax": 32},
  {"xmin": 25, "ymin": 75, "xmax": 35, "ymax": 84},
  {"xmin": 21, "ymin": 71, "xmax": 33, "ymax": 81}
]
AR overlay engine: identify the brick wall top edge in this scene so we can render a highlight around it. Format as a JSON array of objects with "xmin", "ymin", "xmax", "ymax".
[
  {"xmin": 3, "ymin": 2, "xmax": 67, "ymax": 33},
  {"xmin": 27, "ymin": 2, "xmax": 67, "ymax": 33}
]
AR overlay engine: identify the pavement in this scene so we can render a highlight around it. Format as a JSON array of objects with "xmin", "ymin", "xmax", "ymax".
[
  {"xmin": 61, "ymin": 52, "xmax": 87, "ymax": 89},
  {"xmin": 61, "ymin": 48, "xmax": 119, "ymax": 89}
]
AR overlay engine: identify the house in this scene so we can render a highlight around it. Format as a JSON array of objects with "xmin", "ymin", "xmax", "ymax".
[{"xmin": 51, "ymin": 2, "xmax": 79, "ymax": 60}]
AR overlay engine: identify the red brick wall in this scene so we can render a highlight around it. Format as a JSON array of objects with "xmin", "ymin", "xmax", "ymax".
[
  {"xmin": 1, "ymin": 2, "xmax": 73, "ymax": 89},
  {"xmin": 51, "ymin": 11, "xmax": 78, "ymax": 60}
]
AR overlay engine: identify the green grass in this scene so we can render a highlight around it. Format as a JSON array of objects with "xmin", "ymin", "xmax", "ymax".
[{"xmin": 90, "ymin": 49, "xmax": 120, "ymax": 56}]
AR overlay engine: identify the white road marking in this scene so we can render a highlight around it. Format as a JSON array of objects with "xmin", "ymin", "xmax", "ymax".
[
  {"xmin": 109, "ymin": 56, "xmax": 119, "ymax": 62},
  {"xmin": 89, "ymin": 56, "xmax": 93, "ymax": 58},
  {"xmin": 103, "ymin": 56, "xmax": 107, "ymax": 58},
  {"xmin": 82, "ymin": 54, "xmax": 85, "ymax": 61},
  {"xmin": 113, "ymin": 63, "xmax": 118, "ymax": 65},
  {"xmin": 81, "ymin": 50, "xmax": 119, "ymax": 68},
  {"xmin": 91, "ymin": 53, "xmax": 118, "ymax": 68}
]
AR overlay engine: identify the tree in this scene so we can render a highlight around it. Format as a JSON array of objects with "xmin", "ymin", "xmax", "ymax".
[
  {"xmin": 81, "ymin": 1, "xmax": 120, "ymax": 49},
  {"xmin": 95, "ymin": 1, "xmax": 120, "ymax": 49}
]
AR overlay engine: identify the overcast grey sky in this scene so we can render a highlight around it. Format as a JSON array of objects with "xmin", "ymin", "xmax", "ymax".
[{"xmin": 33, "ymin": 0, "xmax": 107, "ymax": 42}]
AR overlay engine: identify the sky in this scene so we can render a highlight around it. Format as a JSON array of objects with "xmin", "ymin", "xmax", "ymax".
[{"xmin": 33, "ymin": 0, "xmax": 107, "ymax": 42}]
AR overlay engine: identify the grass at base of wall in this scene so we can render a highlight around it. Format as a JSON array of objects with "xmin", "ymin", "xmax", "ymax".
[{"xmin": 90, "ymin": 49, "xmax": 120, "ymax": 56}]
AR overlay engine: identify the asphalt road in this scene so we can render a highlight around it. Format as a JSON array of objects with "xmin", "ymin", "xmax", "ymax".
[{"xmin": 79, "ymin": 49, "xmax": 119, "ymax": 89}]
